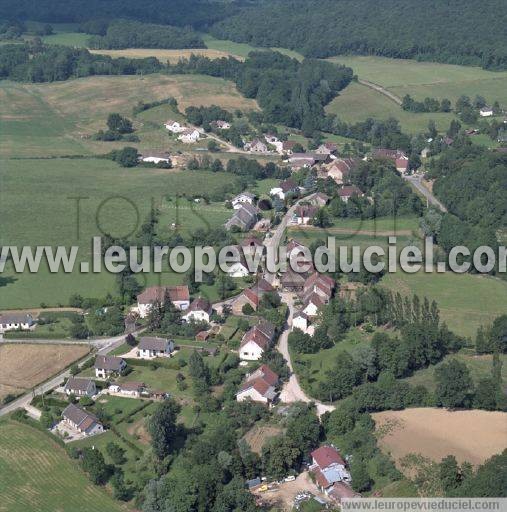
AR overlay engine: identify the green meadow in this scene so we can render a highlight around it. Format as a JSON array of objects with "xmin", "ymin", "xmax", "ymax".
[
  {"xmin": 0, "ymin": 157, "xmax": 238, "ymax": 308},
  {"xmin": 0, "ymin": 419, "xmax": 125, "ymax": 512}
]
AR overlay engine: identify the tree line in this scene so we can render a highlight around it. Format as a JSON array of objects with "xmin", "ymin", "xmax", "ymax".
[{"xmin": 87, "ymin": 19, "xmax": 205, "ymax": 50}]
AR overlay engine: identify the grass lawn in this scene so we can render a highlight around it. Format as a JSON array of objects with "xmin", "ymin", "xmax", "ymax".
[
  {"xmin": 328, "ymin": 55, "xmax": 507, "ymax": 106},
  {"xmin": 0, "ymin": 157, "xmax": 237, "ymax": 309},
  {"xmin": 403, "ymin": 351, "xmax": 507, "ymax": 392},
  {"xmin": 326, "ymin": 81, "xmax": 457, "ymax": 134},
  {"xmin": 0, "ymin": 419, "xmax": 126, "ymax": 512},
  {"xmin": 382, "ymin": 272, "xmax": 507, "ymax": 338}
]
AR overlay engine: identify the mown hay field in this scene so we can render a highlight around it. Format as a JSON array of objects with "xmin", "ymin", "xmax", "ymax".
[
  {"xmin": 0, "ymin": 343, "xmax": 89, "ymax": 401},
  {"xmin": 373, "ymin": 408, "xmax": 507, "ymax": 470}
]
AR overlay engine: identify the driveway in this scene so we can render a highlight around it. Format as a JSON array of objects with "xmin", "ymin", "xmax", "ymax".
[{"xmin": 276, "ymin": 294, "xmax": 335, "ymax": 417}]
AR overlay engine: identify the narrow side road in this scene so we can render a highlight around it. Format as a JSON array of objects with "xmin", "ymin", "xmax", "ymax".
[
  {"xmin": 0, "ymin": 330, "xmax": 143, "ymax": 417},
  {"xmin": 403, "ymin": 174, "xmax": 447, "ymax": 212}
]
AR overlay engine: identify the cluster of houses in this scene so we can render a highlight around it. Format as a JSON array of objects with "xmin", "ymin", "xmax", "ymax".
[{"xmin": 164, "ymin": 120, "xmax": 201, "ymax": 143}]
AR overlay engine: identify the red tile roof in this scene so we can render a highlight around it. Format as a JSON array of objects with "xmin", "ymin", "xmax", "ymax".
[
  {"xmin": 240, "ymin": 326, "xmax": 270, "ymax": 349},
  {"xmin": 137, "ymin": 285, "xmax": 189, "ymax": 304},
  {"xmin": 338, "ymin": 185, "xmax": 362, "ymax": 198},
  {"xmin": 311, "ymin": 445, "xmax": 345, "ymax": 469},
  {"xmin": 243, "ymin": 287, "xmax": 260, "ymax": 306}
]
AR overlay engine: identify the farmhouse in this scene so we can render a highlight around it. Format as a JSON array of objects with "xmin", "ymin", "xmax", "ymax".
[
  {"xmin": 239, "ymin": 323, "xmax": 274, "ymax": 360},
  {"xmin": 326, "ymin": 158, "xmax": 358, "ymax": 184},
  {"xmin": 292, "ymin": 310, "xmax": 309, "ymax": 332},
  {"xmin": 232, "ymin": 287, "xmax": 260, "ymax": 315},
  {"xmin": 302, "ymin": 292, "xmax": 325, "ymax": 317},
  {"xmin": 225, "ymin": 203, "xmax": 258, "ymax": 231},
  {"xmin": 306, "ymin": 192, "xmax": 330, "ymax": 207},
  {"xmin": 138, "ymin": 337, "xmax": 174, "ymax": 359},
  {"xmin": 178, "ymin": 128, "xmax": 200, "ymax": 143},
  {"xmin": 231, "ymin": 192, "xmax": 255, "ymax": 209},
  {"xmin": 338, "ymin": 185, "xmax": 363, "ymax": 203},
  {"xmin": 246, "ymin": 139, "xmax": 268, "ymax": 153},
  {"xmin": 94, "ymin": 355, "xmax": 127, "ymax": 379},
  {"xmin": 0, "ymin": 313, "xmax": 34, "ymax": 333},
  {"xmin": 110, "ymin": 381, "xmax": 146, "ymax": 397},
  {"xmin": 236, "ymin": 364, "xmax": 279, "ymax": 404},
  {"xmin": 281, "ymin": 140, "xmax": 298, "ymax": 155},
  {"xmin": 63, "ymin": 377, "xmax": 96, "ymax": 397},
  {"xmin": 62, "ymin": 403, "xmax": 104, "ymax": 436},
  {"xmin": 480, "ymin": 106, "xmax": 494, "ymax": 117},
  {"xmin": 137, "ymin": 285, "xmax": 190, "ymax": 317},
  {"xmin": 182, "ymin": 298, "xmax": 213, "ymax": 323},
  {"xmin": 280, "ymin": 269, "xmax": 306, "ymax": 292},
  {"xmin": 293, "ymin": 205, "xmax": 318, "ymax": 225},
  {"xmin": 303, "ymin": 272, "xmax": 335, "ymax": 301},
  {"xmin": 270, "ymin": 179, "xmax": 299, "ymax": 200},
  {"xmin": 140, "ymin": 152, "xmax": 171, "ymax": 165},
  {"xmin": 164, "ymin": 120, "xmax": 185, "ymax": 133},
  {"xmin": 211, "ymin": 120, "xmax": 231, "ymax": 129},
  {"xmin": 310, "ymin": 445, "xmax": 351, "ymax": 493},
  {"xmin": 316, "ymin": 142, "xmax": 338, "ymax": 155}
]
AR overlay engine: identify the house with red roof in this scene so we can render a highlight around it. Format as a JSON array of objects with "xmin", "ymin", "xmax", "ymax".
[
  {"xmin": 310, "ymin": 445, "xmax": 351, "ymax": 492},
  {"xmin": 236, "ymin": 364, "xmax": 279, "ymax": 404},
  {"xmin": 338, "ymin": 185, "xmax": 364, "ymax": 203},
  {"xmin": 239, "ymin": 324, "xmax": 274, "ymax": 360}
]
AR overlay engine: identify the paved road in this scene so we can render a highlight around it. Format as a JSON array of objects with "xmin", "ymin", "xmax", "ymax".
[
  {"xmin": 277, "ymin": 294, "xmax": 335, "ymax": 417},
  {"xmin": 403, "ymin": 174, "xmax": 447, "ymax": 212},
  {"xmin": 0, "ymin": 330, "xmax": 143, "ymax": 417}
]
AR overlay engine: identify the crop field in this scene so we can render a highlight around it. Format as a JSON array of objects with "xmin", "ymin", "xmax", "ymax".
[
  {"xmin": 0, "ymin": 344, "xmax": 89, "ymax": 402},
  {"xmin": 373, "ymin": 408, "xmax": 507, "ymax": 469},
  {"xmin": 326, "ymin": 81, "xmax": 456, "ymax": 134},
  {"xmin": 0, "ymin": 74, "xmax": 257, "ymax": 158},
  {"xmin": 90, "ymin": 47, "xmax": 243, "ymax": 62},
  {"xmin": 0, "ymin": 157, "xmax": 238, "ymax": 308},
  {"xmin": 382, "ymin": 272, "xmax": 507, "ymax": 338},
  {"xmin": 0, "ymin": 419, "xmax": 125, "ymax": 512}
]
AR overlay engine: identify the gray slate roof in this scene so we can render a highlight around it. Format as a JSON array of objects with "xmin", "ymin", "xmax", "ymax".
[
  {"xmin": 138, "ymin": 337, "xmax": 172, "ymax": 351},
  {"xmin": 94, "ymin": 355, "xmax": 125, "ymax": 371},
  {"xmin": 64, "ymin": 377, "xmax": 94, "ymax": 393}
]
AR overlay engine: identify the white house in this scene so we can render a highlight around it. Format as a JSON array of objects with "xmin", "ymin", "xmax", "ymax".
[
  {"xmin": 212, "ymin": 120, "xmax": 231, "ymax": 130},
  {"xmin": 246, "ymin": 139, "xmax": 268, "ymax": 153},
  {"xmin": 236, "ymin": 365, "xmax": 279, "ymax": 404},
  {"xmin": 0, "ymin": 313, "xmax": 34, "ymax": 333},
  {"xmin": 138, "ymin": 337, "xmax": 174, "ymax": 359},
  {"xmin": 94, "ymin": 355, "xmax": 127, "ymax": 379},
  {"xmin": 62, "ymin": 404, "xmax": 104, "ymax": 436},
  {"xmin": 164, "ymin": 120, "xmax": 186, "ymax": 133},
  {"xmin": 302, "ymin": 293, "xmax": 325, "ymax": 318},
  {"xmin": 64, "ymin": 377, "xmax": 97, "ymax": 397},
  {"xmin": 182, "ymin": 298, "xmax": 212, "ymax": 323},
  {"xmin": 137, "ymin": 285, "xmax": 190, "ymax": 318},
  {"xmin": 226, "ymin": 258, "xmax": 250, "ymax": 278},
  {"xmin": 270, "ymin": 179, "xmax": 299, "ymax": 200},
  {"xmin": 239, "ymin": 326, "xmax": 271, "ymax": 361},
  {"xmin": 231, "ymin": 192, "xmax": 255, "ymax": 209},
  {"xmin": 480, "ymin": 106, "xmax": 494, "ymax": 117},
  {"xmin": 178, "ymin": 128, "xmax": 200, "ymax": 143},
  {"xmin": 140, "ymin": 153, "xmax": 171, "ymax": 165},
  {"xmin": 111, "ymin": 381, "xmax": 146, "ymax": 398},
  {"xmin": 292, "ymin": 311, "xmax": 309, "ymax": 332}
]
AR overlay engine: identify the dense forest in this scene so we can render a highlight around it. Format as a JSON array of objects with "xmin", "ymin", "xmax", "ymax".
[
  {"xmin": 2, "ymin": 0, "xmax": 507, "ymax": 69},
  {"xmin": 168, "ymin": 52, "xmax": 353, "ymax": 132},
  {"xmin": 210, "ymin": 0, "xmax": 507, "ymax": 70},
  {"xmin": 86, "ymin": 19, "xmax": 205, "ymax": 50},
  {"xmin": 424, "ymin": 142, "xmax": 507, "ymax": 262}
]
